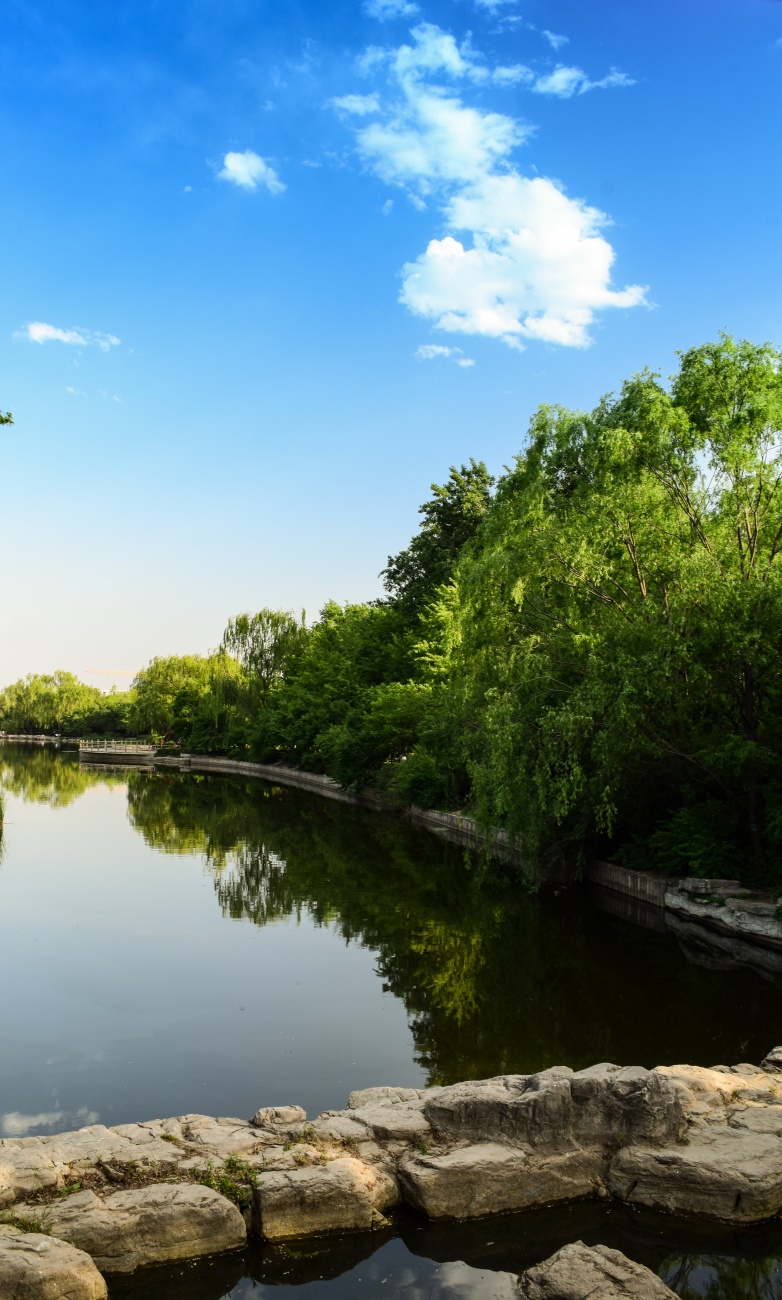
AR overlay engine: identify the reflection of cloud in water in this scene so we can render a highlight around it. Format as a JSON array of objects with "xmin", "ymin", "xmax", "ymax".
[
  {"xmin": 437, "ymin": 1262, "xmax": 520, "ymax": 1298},
  {"xmin": 1, "ymin": 1106, "xmax": 99, "ymax": 1136}
]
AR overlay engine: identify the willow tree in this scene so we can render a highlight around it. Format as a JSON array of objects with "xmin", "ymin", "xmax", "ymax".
[{"xmin": 447, "ymin": 336, "xmax": 782, "ymax": 881}]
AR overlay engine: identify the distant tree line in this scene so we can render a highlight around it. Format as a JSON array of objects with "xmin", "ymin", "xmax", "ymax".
[{"xmin": 3, "ymin": 336, "xmax": 782, "ymax": 883}]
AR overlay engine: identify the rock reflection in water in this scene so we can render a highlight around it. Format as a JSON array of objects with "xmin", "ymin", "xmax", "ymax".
[{"xmin": 107, "ymin": 1202, "xmax": 782, "ymax": 1300}]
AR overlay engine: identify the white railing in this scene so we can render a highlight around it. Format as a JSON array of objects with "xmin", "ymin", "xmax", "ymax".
[{"xmin": 79, "ymin": 739, "xmax": 157, "ymax": 753}]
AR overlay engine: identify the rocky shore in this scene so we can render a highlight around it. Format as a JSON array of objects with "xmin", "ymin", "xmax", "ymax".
[{"xmin": 3, "ymin": 1049, "xmax": 782, "ymax": 1296}]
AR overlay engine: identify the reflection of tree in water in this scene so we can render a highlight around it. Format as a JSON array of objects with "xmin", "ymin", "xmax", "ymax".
[
  {"xmin": 125, "ymin": 771, "xmax": 782, "ymax": 1088},
  {"xmin": 663, "ymin": 1252, "xmax": 782, "ymax": 1298},
  {"xmin": 0, "ymin": 744, "xmax": 125, "ymax": 808}
]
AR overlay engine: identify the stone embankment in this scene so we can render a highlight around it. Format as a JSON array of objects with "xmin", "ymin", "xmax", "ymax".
[{"xmin": 3, "ymin": 1051, "xmax": 782, "ymax": 1295}]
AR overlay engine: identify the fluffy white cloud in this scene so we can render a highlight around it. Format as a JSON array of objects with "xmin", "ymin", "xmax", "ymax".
[
  {"xmin": 365, "ymin": 0, "xmax": 419, "ymax": 18},
  {"xmin": 403, "ymin": 175, "xmax": 646, "ymax": 347},
  {"xmin": 532, "ymin": 65, "xmax": 635, "ymax": 97},
  {"xmin": 338, "ymin": 24, "xmax": 644, "ymax": 349},
  {"xmin": 416, "ymin": 343, "xmax": 475, "ymax": 365},
  {"xmin": 19, "ymin": 322, "xmax": 120, "ymax": 351},
  {"xmin": 218, "ymin": 150, "xmax": 284, "ymax": 194}
]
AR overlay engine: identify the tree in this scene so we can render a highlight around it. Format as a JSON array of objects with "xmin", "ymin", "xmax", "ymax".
[
  {"xmin": 382, "ymin": 460, "xmax": 494, "ymax": 622},
  {"xmin": 221, "ymin": 609, "xmax": 307, "ymax": 702},
  {"xmin": 446, "ymin": 335, "xmax": 782, "ymax": 880}
]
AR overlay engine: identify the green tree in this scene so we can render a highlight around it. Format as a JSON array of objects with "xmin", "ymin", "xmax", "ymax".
[
  {"xmin": 445, "ymin": 335, "xmax": 782, "ymax": 881},
  {"xmin": 382, "ymin": 459, "xmax": 494, "ymax": 622},
  {"xmin": 221, "ymin": 609, "xmax": 307, "ymax": 702}
]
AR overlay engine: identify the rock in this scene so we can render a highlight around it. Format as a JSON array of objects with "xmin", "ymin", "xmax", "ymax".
[
  {"xmin": 253, "ymin": 1157, "xmax": 398, "ymax": 1240},
  {"xmin": 179, "ymin": 1116, "xmax": 262, "ymax": 1156},
  {"xmin": 17, "ymin": 1183, "xmax": 246, "ymax": 1274},
  {"xmin": 398, "ymin": 1143, "xmax": 600, "ymax": 1219},
  {"xmin": 312, "ymin": 1114, "xmax": 371, "ymax": 1143},
  {"xmin": 250, "ymin": 1105, "xmax": 307, "ymax": 1131},
  {"xmin": 520, "ymin": 1241, "xmax": 675, "ymax": 1298},
  {"xmin": 678, "ymin": 879, "xmax": 743, "ymax": 896},
  {"xmin": 0, "ymin": 1224, "xmax": 108, "ymax": 1299},
  {"xmin": 608, "ymin": 1125, "xmax": 782, "ymax": 1221},
  {"xmin": 348, "ymin": 1087, "xmax": 422, "ymax": 1109},
  {"xmin": 761, "ymin": 1046, "xmax": 782, "ymax": 1073},
  {"xmin": 350, "ymin": 1102, "xmax": 431, "ymax": 1143},
  {"xmin": 424, "ymin": 1066, "xmax": 682, "ymax": 1151}
]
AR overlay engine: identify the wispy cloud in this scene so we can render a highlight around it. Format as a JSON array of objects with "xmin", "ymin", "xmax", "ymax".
[
  {"xmin": 217, "ymin": 150, "xmax": 285, "ymax": 194},
  {"xmin": 18, "ymin": 322, "xmax": 120, "ymax": 351},
  {"xmin": 532, "ymin": 65, "xmax": 635, "ymax": 98},
  {"xmin": 365, "ymin": 0, "xmax": 420, "ymax": 17},
  {"xmin": 542, "ymin": 30, "xmax": 569, "ymax": 51},
  {"xmin": 416, "ymin": 343, "xmax": 475, "ymax": 366},
  {"xmin": 331, "ymin": 93, "xmax": 381, "ymax": 115},
  {"xmin": 336, "ymin": 24, "xmax": 645, "ymax": 349},
  {"xmin": 66, "ymin": 386, "xmax": 87, "ymax": 397}
]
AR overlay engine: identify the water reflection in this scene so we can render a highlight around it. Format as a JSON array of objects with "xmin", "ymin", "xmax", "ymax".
[
  {"xmin": 0, "ymin": 743, "xmax": 124, "ymax": 808},
  {"xmin": 106, "ymin": 1202, "xmax": 782, "ymax": 1300},
  {"xmin": 126, "ymin": 768, "xmax": 782, "ymax": 1081}
]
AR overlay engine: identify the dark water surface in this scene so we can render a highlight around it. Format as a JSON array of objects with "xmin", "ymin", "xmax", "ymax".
[{"xmin": 2, "ymin": 743, "xmax": 782, "ymax": 1297}]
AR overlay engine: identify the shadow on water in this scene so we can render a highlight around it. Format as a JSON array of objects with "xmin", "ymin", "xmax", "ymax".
[{"xmin": 106, "ymin": 1203, "xmax": 782, "ymax": 1298}]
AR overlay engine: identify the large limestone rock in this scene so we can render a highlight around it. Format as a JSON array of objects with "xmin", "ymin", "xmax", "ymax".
[
  {"xmin": 0, "ymin": 1121, "xmax": 181, "ymax": 1206},
  {"xmin": 17, "ymin": 1183, "xmax": 246, "ymax": 1273},
  {"xmin": 520, "ymin": 1241, "xmax": 676, "ymax": 1299},
  {"xmin": 399, "ymin": 1143, "xmax": 599, "ymax": 1219},
  {"xmin": 253, "ymin": 1157, "xmax": 397, "ymax": 1240},
  {"xmin": 424, "ymin": 1066, "xmax": 683, "ymax": 1151},
  {"xmin": 0, "ymin": 1224, "xmax": 108, "ymax": 1299},
  {"xmin": 608, "ymin": 1127, "xmax": 782, "ymax": 1222}
]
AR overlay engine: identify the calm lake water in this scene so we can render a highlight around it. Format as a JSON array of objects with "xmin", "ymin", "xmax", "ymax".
[{"xmin": 2, "ymin": 742, "xmax": 782, "ymax": 1297}]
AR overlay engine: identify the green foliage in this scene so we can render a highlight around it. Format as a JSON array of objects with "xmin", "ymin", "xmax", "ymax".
[
  {"xmin": 382, "ymin": 459, "xmax": 494, "ymax": 622},
  {"xmin": 444, "ymin": 334, "xmax": 782, "ymax": 881},
  {"xmin": 0, "ymin": 672, "xmax": 134, "ymax": 736}
]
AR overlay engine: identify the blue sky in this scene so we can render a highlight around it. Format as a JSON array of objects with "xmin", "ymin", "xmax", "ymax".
[{"xmin": 1, "ymin": 0, "xmax": 780, "ymax": 687}]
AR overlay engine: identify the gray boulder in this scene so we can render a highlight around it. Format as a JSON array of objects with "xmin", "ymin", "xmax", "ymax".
[
  {"xmin": 424, "ymin": 1067, "xmax": 683, "ymax": 1151},
  {"xmin": 0, "ymin": 1224, "xmax": 108, "ymax": 1299},
  {"xmin": 398, "ymin": 1143, "xmax": 600, "ymax": 1219},
  {"xmin": 253, "ymin": 1156, "xmax": 398, "ymax": 1240},
  {"xmin": 520, "ymin": 1241, "xmax": 676, "ymax": 1298},
  {"xmin": 17, "ymin": 1183, "xmax": 246, "ymax": 1273},
  {"xmin": 608, "ymin": 1125, "xmax": 782, "ymax": 1221}
]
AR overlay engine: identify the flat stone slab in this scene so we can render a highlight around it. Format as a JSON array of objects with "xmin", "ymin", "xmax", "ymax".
[
  {"xmin": 14, "ymin": 1183, "xmax": 246, "ymax": 1274},
  {"xmin": 253, "ymin": 1157, "xmax": 398, "ymax": 1240},
  {"xmin": 399, "ymin": 1143, "xmax": 600, "ymax": 1219},
  {"xmin": 520, "ymin": 1241, "xmax": 676, "ymax": 1298},
  {"xmin": 0, "ymin": 1224, "xmax": 108, "ymax": 1299}
]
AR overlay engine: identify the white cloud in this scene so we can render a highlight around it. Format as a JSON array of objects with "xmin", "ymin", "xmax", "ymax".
[
  {"xmin": 336, "ymin": 24, "xmax": 645, "ymax": 350},
  {"xmin": 66, "ymin": 386, "xmax": 87, "ymax": 397},
  {"xmin": 492, "ymin": 64, "xmax": 533, "ymax": 85},
  {"xmin": 1, "ymin": 1111, "xmax": 63, "ymax": 1136},
  {"xmin": 381, "ymin": 198, "xmax": 394, "ymax": 215},
  {"xmin": 331, "ymin": 93, "xmax": 381, "ymax": 115},
  {"xmin": 402, "ymin": 175, "xmax": 646, "ymax": 348},
  {"xmin": 19, "ymin": 322, "xmax": 120, "ymax": 351},
  {"xmin": 542, "ymin": 30, "xmax": 569, "ymax": 51},
  {"xmin": 416, "ymin": 343, "xmax": 476, "ymax": 366},
  {"xmin": 217, "ymin": 150, "xmax": 285, "ymax": 194},
  {"xmin": 532, "ymin": 65, "xmax": 635, "ymax": 98},
  {"xmin": 473, "ymin": 0, "xmax": 519, "ymax": 9},
  {"xmin": 365, "ymin": 0, "xmax": 419, "ymax": 18}
]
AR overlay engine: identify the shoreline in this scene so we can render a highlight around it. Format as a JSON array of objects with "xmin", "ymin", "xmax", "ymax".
[{"xmin": 3, "ymin": 1050, "xmax": 782, "ymax": 1290}]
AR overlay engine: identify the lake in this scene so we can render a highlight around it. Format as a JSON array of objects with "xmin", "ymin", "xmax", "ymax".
[{"xmin": 2, "ymin": 742, "xmax": 782, "ymax": 1297}]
